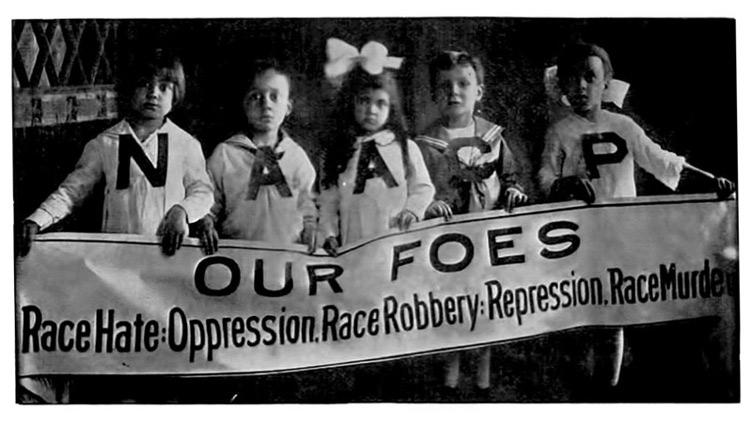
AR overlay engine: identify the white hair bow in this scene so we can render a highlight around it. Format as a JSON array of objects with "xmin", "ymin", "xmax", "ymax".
[
  {"xmin": 324, "ymin": 38, "xmax": 403, "ymax": 80},
  {"xmin": 544, "ymin": 65, "xmax": 630, "ymax": 109}
]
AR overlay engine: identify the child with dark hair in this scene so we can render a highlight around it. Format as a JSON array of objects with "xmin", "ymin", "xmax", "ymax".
[
  {"xmin": 17, "ymin": 47, "xmax": 213, "ymax": 403},
  {"xmin": 540, "ymin": 42, "xmax": 734, "ymax": 202},
  {"xmin": 319, "ymin": 39, "xmax": 434, "ymax": 255},
  {"xmin": 195, "ymin": 58, "xmax": 317, "ymax": 254},
  {"xmin": 20, "ymin": 47, "xmax": 213, "ymax": 258},
  {"xmin": 415, "ymin": 50, "xmax": 527, "ymax": 398},
  {"xmin": 539, "ymin": 42, "xmax": 735, "ymax": 387}
]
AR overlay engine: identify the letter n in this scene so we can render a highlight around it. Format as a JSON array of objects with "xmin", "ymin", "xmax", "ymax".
[{"xmin": 117, "ymin": 134, "xmax": 168, "ymax": 189}]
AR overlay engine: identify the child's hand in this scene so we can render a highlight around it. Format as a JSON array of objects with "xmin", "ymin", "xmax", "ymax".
[
  {"xmin": 19, "ymin": 220, "xmax": 40, "ymax": 257},
  {"xmin": 395, "ymin": 210, "xmax": 418, "ymax": 231},
  {"xmin": 301, "ymin": 219, "xmax": 317, "ymax": 254},
  {"xmin": 157, "ymin": 205, "xmax": 189, "ymax": 256},
  {"xmin": 195, "ymin": 215, "xmax": 219, "ymax": 255},
  {"xmin": 323, "ymin": 236, "xmax": 339, "ymax": 257},
  {"xmin": 715, "ymin": 177, "xmax": 736, "ymax": 199},
  {"xmin": 425, "ymin": 199, "xmax": 453, "ymax": 221},
  {"xmin": 550, "ymin": 176, "xmax": 596, "ymax": 204},
  {"xmin": 503, "ymin": 187, "xmax": 528, "ymax": 212}
]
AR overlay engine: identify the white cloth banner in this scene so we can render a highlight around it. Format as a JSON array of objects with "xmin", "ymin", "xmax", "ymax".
[{"xmin": 16, "ymin": 194, "xmax": 738, "ymax": 377}]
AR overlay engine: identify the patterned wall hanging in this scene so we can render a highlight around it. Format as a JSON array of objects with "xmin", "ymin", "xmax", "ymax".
[{"xmin": 12, "ymin": 19, "xmax": 121, "ymax": 128}]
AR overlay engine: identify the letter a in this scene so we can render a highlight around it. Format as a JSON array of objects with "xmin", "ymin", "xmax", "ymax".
[
  {"xmin": 247, "ymin": 146, "xmax": 292, "ymax": 200},
  {"xmin": 353, "ymin": 141, "xmax": 398, "ymax": 194}
]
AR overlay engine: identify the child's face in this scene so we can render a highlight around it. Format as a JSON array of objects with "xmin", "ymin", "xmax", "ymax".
[
  {"xmin": 435, "ymin": 65, "xmax": 483, "ymax": 122},
  {"xmin": 562, "ymin": 56, "xmax": 607, "ymax": 117},
  {"xmin": 130, "ymin": 76, "xmax": 174, "ymax": 120},
  {"xmin": 353, "ymin": 88, "xmax": 390, "ymax": 135},
  {"xmin": 244, "ymin": 69, "xmax": 292, "ymax": 134}
]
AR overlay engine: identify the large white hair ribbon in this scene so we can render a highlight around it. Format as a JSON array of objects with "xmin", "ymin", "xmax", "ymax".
[
  {"xmin": 543, "ymin": 65, "xmax": 630, "ymax": 109},
  {"xmin": 324, "ymin": 38, "xmax": 403, "ymax": 80}
]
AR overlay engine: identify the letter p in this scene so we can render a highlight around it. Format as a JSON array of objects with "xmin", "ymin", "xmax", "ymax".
[{"xmin": 582, "ymin": 132, "xmax": 628, "ymax": 179}]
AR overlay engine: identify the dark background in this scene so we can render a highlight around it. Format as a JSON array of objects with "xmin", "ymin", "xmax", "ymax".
[
  {"xmin": 12, "ymin": 18, "xmax": 739, "ymax": 403},
  {"xmin": 13, "ymin": 18, "xmax": 737, "ymax": 228}
]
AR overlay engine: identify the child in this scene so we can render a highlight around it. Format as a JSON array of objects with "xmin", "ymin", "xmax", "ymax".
[
  {"xmin": 196, "ymin": 59, "xmax": 317, "ymax": 254},
  {"xmin": 416, "ymin": 50, "xmax": 527, "ymax": 220},
  {"xmin": 539, "ymin": 42, "xmax": 734, "ymax": 202},
  {"xmin": 17, "ymin": 48, "xmax": 214, "ymax": 403},
  {"xmin": 319, "ymin": 40, "xmax": 434, "ymax": 255},
  {"xmin": 415, "ymin": 50, "xmax": 527, "ymax": 398},
  {"xmin": 538, "ymin": 42, "xmax": 735, "ymax": 387},
  {"xmin": 20, "ymin": 48, "xmax": 213, "ymax": 258}
]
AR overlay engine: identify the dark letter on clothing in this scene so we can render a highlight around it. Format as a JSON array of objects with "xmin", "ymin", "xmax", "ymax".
[
  {"xmin": 247, "ymin": 146, "xmax": 292, "ymax": 200},
  {"xmin": 582, "ymin": 132, "xmax": 628, "ymax": 179},
  {"xmin": 117, "ymin": 134, "xmax": 168, "ymax": 189},
  {"xmin": 353, "ymin": 141, "xmax": 398, "ymax": 194}
]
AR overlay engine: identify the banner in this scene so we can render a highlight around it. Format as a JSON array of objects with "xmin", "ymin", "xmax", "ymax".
[{"xmin": 16, "ymin": 194, "xmax": 738, "ymax": 378}]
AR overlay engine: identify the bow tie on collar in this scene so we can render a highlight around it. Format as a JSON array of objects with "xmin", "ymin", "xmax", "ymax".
[
  {"xmin": 325, "ymin": 38, "xmax": 403, "ymax": 81},
  {"xmin": 246, "ymin": 145, "xmax": 292, "ymax": 200}
]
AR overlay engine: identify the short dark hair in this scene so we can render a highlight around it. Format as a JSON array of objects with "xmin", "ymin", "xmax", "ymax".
[
  {"xmin": 124, "ymin": 48, "xmax": 186, "ymax": 106},
  {"xmin": 243, "ymin": 57, "xmax": 293, "ymax": 96},
  {"xmin": 429, "ymin": 50, "xmax": 485, "ymax": 93},
  {"xmin": 556, "ymin": 42, "xmax": 614, "ymax": 88}
]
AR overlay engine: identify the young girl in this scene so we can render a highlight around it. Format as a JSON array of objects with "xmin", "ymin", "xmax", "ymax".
[
  {"xmin": 415, "ymin": 50, "xmax": 528, "ymax": 398},
  {"xmin": 319, "ymin": 42, "xmax": 434, "ymax": 254},
  {"xmin": 196, "ymin": 59, "xmax": 317, "ymax": 254}
]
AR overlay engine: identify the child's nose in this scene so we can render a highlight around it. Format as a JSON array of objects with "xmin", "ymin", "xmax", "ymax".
[{"xmin": 146, "ymin": 84, "xmax": 160, "ymax": 98}]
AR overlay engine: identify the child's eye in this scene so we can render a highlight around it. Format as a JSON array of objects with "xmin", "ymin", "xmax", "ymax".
[{"xmin": 248, "ymin": 93, "xmax": 262, "ymax": 101}]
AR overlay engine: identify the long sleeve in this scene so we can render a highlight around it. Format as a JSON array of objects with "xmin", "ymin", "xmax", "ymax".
[
  {"xmin": 415, "ymin": 139, "xmax": 452, "ymax": 204},
  {"xmin": 631, "ymin": 125, "xmax": 686, "ymax": 191},
  {"xmin": 318, "ymin": 185, "xmax": 340, "ymax": 240},
  {"xmin": 27, "ymin": 140, "xmax": 104, "ymax": 230},
  {"xmin": 498, "ymin": 134, "xmax": 523, "ymax": 193},
  {"xmin": 206, "ymin": 146, "xmax": 227, "ymax": 223},
  {"xmin": 538, "ymin": 127, "xmax": 564, "ymax": 198},
  {"xmin": 295, "ymin": 151, "xmax": 318, "ymax": 221},
  {"xmin": 404, "ymin": 140, "xmax": 436, "ymax": 218},
  {"xmin": 177, "ymin": 138, "xmax": 214, "ymax": 224}
]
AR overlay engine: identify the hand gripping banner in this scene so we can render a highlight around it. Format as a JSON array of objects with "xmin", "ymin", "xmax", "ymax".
[{"xmin": 16, "ymin": 194, "xmax": 738, "ymax": 378}]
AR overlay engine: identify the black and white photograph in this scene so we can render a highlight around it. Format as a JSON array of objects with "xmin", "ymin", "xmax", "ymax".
[{"xmin": 7, "ymin": 2, "xmax": 746, "ymax": 414}]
